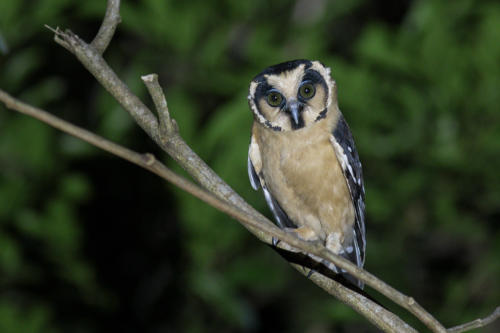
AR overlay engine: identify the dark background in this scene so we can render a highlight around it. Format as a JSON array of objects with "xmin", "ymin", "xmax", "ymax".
[{"xmin": 0, "ymin": 0, "xmax": 499, "ymax": 332}]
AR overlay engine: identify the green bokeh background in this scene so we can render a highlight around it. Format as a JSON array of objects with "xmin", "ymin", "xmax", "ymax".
[{"xmin": 0, "ymin": 0, "xmax": 499, "ymax": 332}]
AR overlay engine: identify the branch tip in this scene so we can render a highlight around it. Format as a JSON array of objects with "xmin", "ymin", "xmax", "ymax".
[
  {"xmin": 141, "ymin": 74, "xmax": 158, "ymax": 82},
  {"xmin": 44, "ymin": 24, "xmax": 59, "ymax": 34},
  {"xmin": 141, "ymin": 73, "xmax": 177, "ymax": 137},
  {"xmin": 447, "ymin": 306, "xmax": 500, "ymax": 333}
]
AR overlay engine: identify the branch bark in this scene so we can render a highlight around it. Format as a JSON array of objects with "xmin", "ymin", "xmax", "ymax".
[
  {"xmin": 91, "ymin": 0, "xmax": 121, "ymax": 54},
  {"xmin": 447, "ymin": 307, "xmax": 500, "ymax": 333},
  {"xmin": 1, "ymin": 0, "xmax": 498, "ymax": 332}
]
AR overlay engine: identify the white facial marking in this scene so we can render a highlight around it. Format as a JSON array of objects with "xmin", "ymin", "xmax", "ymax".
[{"xmin": 310, "ymin": 61, "xmax": 334, "ymax": 108}]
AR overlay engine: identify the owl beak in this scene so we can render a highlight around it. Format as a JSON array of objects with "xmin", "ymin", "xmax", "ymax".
[{"xmin": 286, "ymin": 100, "xmax": 303, "ymax": 129}]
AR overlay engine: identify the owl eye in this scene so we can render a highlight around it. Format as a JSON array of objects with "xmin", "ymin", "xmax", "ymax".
[
  {"xmin": 299, "ymin": 82, "xmax": 315, "ymax": 100},
  {"xmin": 267, "ymin": 91, "xmax": 284, "ymax": 107}
]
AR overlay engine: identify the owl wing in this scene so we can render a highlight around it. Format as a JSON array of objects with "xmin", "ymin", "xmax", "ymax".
[
  {"xmin": 331, "ymin": 113, "xmax": 366, "ymax": 268},
  {"xmin": 248, "ymin": 138, "xmax": 296, "ymax": 229}
]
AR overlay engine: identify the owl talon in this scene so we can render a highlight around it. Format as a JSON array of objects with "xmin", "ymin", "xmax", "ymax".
[
  {"xmin": 272, "ymin": 237, "xmax": 280, "ymax": 247},
  {"xmin": 306, "ymin": 269, "xmax": 315, "ymax": 278},
  {"xmin": 284, "ymin": 226, "xmax": 319, "ymax": 242}
]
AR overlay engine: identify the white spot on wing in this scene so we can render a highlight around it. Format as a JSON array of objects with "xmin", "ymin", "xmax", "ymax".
[
  {"xmin": 263, "ymin": 186, "xmax": 283, "ymax": 227},
  {"xmin": 352, "ymin": 229, "xmax": 361, "ymax": 267},
  {"xmin": 247, "ymin": 156, "xmax": 259, "ymax": 190},
  {"xmin": 330, "ymin": 136, "xmax": 356, "ymax": 180}
]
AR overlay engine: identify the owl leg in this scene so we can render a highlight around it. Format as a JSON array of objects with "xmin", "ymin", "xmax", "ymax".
[
  {"xmin": 325, "ymin": 232, "xmax": 344, "ymax": 254},
  {"xmin": 319, "ymin": 232, "xmax": 344, "ymax": 273}
]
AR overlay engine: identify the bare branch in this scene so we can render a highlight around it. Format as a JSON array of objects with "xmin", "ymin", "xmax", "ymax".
[
  {"xmin": 91, "ymin": 0, "xmax": 121, "ymax": 54},
  {"xmin": 307, "ymin": 268, "xmax": 417, "ymax": 333},
  {"xmin": 448, "ymin": 306, "xmax": 500, "ymax": 333},
  {"xmin": 44, "ymin": 25, "xmax": 72, "ymax": 53},
  {"xmin": 141, "ymin": 74, "xmax": 177, "ymax": 136}
]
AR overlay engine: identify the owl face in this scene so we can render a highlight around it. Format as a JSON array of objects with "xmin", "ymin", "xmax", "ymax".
[{"xmin": 248, "ymin": 59, "xmax": 336, "ymax": 131}]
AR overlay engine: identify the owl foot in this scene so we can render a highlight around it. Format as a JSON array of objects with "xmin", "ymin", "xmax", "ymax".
[
  {"xmin": 325, "ymin": 232, "xmax": 345, "ymax": 254},
  {"xmin": 273, "ymin": 226, "xmax": 318, "ymax": 252},
  {"xmin": 284, "ymin": 226, "xmax": 319, "ymax": 242}
]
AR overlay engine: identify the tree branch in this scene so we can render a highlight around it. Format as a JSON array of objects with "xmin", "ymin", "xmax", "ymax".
[
  {"xmin": 91, "ymin": 0, "xmax": 121, "ymax": 54},
  {"xmin": 447, "ymin": 307, "xmax": 500, "ymax": 333}
]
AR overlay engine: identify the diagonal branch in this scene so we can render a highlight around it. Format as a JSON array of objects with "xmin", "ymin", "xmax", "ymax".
[{"xmin": 447, "ymin": 306, "xmax": 500, "ymax": 333}]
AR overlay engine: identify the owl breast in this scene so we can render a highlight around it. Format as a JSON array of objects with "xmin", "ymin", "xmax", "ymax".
[{"xmin": 254, "ymin": 116, "xmax": 355, "ymax": 245}]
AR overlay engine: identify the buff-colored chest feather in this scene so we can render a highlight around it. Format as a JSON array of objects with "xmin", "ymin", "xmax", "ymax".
[{"xmin": 253, "ymin": 113, "xmax": 355, "ymax": 244}]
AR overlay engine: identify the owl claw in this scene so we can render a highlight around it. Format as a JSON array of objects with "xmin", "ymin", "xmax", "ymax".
[
  {"xmin": 272, "ymin": 237, "xmax": 280, "ymax": 247},
  {"xmin": 306, "ymin": 269, "xmax": 315, "ymax": 278},
  {"xmin": 283, "ymin": 226, "xmax": 319, "ymax": 242}
]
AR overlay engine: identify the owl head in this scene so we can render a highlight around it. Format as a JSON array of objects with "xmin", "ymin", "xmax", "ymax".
[{"xmin": 248, "ymin": 59, "xmax": 336, "ymax": 131}]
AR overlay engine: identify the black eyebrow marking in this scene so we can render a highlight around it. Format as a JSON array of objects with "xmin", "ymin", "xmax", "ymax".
[
  {"xmin": 254, "ymin": 80, "xmax": 274, "ymax": 101},
  {"xmin": 252, "ymin": 59, "xmax": 312, "ymax": 81},
  {"xmin": 302, "ymin": 69, "xmax": 325, "ymax": 85}
]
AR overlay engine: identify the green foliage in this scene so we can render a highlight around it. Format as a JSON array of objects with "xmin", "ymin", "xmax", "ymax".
[{"xmin": 1, "ymin": 0, "xmax": 499, "ymax": 332}]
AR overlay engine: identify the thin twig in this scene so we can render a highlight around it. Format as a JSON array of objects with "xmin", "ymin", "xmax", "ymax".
[
  {"xmin": 44, "ymin": 25, "xmax": 72, "ymax": 53},
  {"xmin": 91, "ymin": 0, "xmax": 121, "ymax": 54},
  {"xmin": 447, "ymin": 306, "xmax": 500, "ymax": 333},
  {"xmin": 0, "ymin": 89, "xmax": 415, "ymax": 333},
  {"xmin": 141, "ymin": 74, "xmax": 176, "ymax": 137}
]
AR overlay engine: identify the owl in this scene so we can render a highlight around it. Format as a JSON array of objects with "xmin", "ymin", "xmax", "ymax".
[{"xmin": 247, "ymin": 60, "xmax": 366, "ymax": 288}]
